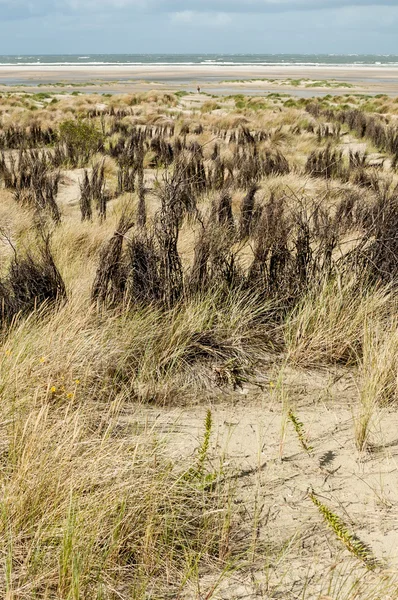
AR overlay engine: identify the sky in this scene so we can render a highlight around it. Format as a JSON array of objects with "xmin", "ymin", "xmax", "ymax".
[{"xmin": 0, "ymin": 0, "xmax": 396, "ymax": 55}]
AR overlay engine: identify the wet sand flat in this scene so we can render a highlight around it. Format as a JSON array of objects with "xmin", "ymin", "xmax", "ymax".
[{"xmin": 1, "ymin": 64, "xmax": 398, "ymax": 96}]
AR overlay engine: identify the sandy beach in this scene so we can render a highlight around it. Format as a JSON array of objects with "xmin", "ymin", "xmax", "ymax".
[{"xmin": 1, "ymin": 64, "xmax": 398, "ymax": 95}]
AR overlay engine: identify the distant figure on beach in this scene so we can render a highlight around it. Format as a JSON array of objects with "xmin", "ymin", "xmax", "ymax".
[{"xmin": 197, "ymin": 86, "xmax": 201, "ymax": 94}]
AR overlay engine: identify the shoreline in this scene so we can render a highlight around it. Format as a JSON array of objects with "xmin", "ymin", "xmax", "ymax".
[{"xmin": 1, "ymin": 64, "xmax": 398, "ymax": 73}]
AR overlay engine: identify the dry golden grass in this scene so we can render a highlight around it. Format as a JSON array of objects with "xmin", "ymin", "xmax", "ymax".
[
  {"xmin": 1, "ymin": 89, "xmax": 398, "ymax": 598},
  {"xmin": 284, "ymin": 279, "xmax": 392, "ymax": 367},
  {"xmin": 0, "ymin": 393, "xmax": 234, "ymax": 598}
]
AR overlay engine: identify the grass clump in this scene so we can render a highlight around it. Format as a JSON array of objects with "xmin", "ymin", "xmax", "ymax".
[
  {"xmin": 284, "ymin": 280, "xmax": 391, "ymax": 367},
  {"xmin": 0, "ymin": 231, "xmax": 66, "ymax": 326},
  {"xmin": 355, "ymin": 318, "xmax": 398, "ymax": 450},
  {"xmin": 57, "ymin": 119, "xmax": 103, "ymax": 167},
  {"xmin": 175, "ymin": 90, "xmax": 189, "ymax": 98},
  {"xmin": 0, "ymin": 400, "xmax": 235, "ymax": 598}
]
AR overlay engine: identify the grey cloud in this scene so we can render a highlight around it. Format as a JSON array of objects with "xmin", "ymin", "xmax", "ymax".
[
  {"xmin": 149, "ymin": 0, "xmax": 398, "ymax": 11},
  {"xmin": 0, "ymin": 0, "xmax": 396, "ymax": 53},
  {"xmin": 0, "ymin": 0, "xmax": 54, "ymax": 19},
  {"xmin": 0, "ymin": 0, "xmax": 398, "ymax": 19},
  {"xmin": 67, "ymin": 0, "xmax": 398, "ymax": 13}
]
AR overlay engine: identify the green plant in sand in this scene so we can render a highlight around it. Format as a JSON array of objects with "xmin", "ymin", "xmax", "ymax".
[
  {"xmin": 309, "ymin": 490, "xmax": 378, "ymax": 570},
  {"xmin": 288, "ymin": 409, "xmax": 313, "ymax": 453}
]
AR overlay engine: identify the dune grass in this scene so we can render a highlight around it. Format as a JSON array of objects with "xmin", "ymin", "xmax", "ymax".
[{"xmin": 1, "ymin": 88, "xmax": 398, "ymax": 598}]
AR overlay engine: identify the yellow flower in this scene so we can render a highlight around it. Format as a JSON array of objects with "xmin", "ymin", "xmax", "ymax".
[
  {"xmin": 75, "ymin": 379, "xmax": 80, "ymax": 385},
  {"xmin": 67, "ymin": 392, "xmax": 74, "ymax": 399},
  {"xmin": 40, "ymin": 356, "xmax": 46, "ymax": 363},
  {"xmin": 50, "ymin": 386, "xmax": 57, "ymax": 393},
  {"xmin": 269, "ymin": 381, "xmax": 275, "ymax": 388},
  {"xmin": 5, "ymin": 349, "xmax": 11, "ymax": 357}
]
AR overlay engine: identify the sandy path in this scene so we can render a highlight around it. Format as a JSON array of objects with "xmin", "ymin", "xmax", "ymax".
[{"xmin": 57, "ymin": 169, "xmax": 85, "ymax": 208}]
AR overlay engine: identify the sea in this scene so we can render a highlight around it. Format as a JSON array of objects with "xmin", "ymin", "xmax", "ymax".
[{"xmin": 0, "ymin": 54, "xmax": 398, "ymax": 67}]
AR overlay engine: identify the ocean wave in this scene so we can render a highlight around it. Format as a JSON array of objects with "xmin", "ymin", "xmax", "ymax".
[
  {"xmin": 0, "ymin": 55, "xmax": 397, "ymax": 69},
  {"xmin": 0, "ymin": 62, "xmax": 397, "ymax": 69}
]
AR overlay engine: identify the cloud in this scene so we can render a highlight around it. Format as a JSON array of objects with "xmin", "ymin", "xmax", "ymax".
[
  {"xmin": 74, "ymin": 0, "xmax": 398, "ymax": 12},
  {"xmin": 171, "ymin": 10, "xmax": 231, "ymax": 26},
  {"xmin": 0, "ymin": 0, "xmax": 398, "ymax": 20},
  {"xmin": 68, "ymin": 0, "xmax": 398, "ymax": 11},
  {"xmin": 163, "ymin": 0, "xmax": 398, "ymax": 10},
  {"xmin": 0, "ymin": 0, "xmax": 395, "ymax": 53},
  {"xmin": 0, "ymin": 0, "xmax": 52, "ymax": 19}
]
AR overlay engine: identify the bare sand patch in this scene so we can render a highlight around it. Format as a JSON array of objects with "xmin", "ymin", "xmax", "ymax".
[{"xmin": 134, "ymin": 366, "xmax": 398, "ymax": 598}]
